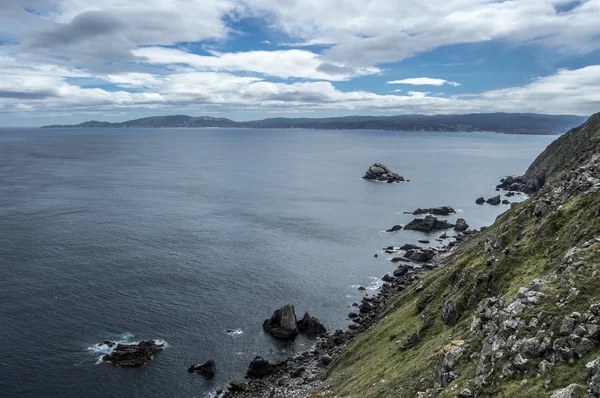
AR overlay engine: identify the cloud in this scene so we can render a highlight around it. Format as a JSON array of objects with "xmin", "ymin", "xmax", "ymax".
[
  {"xmin": 387, "ymin": 78, "xmax": 461, "ymax": 86},
  {"xmin": 245, "ymin": 0, "xmax": 600, "ymax": 66},
  {"xmin": 1, "ymin": 65, "xmax": 599, "ymax": 117},
  {"xmin": 132, "ymin": 47, "xmax": 380, "ymax": 81}
]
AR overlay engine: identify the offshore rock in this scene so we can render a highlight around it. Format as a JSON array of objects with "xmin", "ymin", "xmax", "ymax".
[
  {"xmin": 411, "ymin": 206, "xmax": 456, "ymax": 216},
  {"xmin": 404, "ymin": 215, "xmax": 454, "ymax": 232},
  {"xmin": 188, "ymin": 359, "xmax": 216, "ymax": 378},
  {"xmin": 263, "ymin": 304, "xmax": 299, "ymax": 340},
  {"xmin": 454, "ymin": 218, "xmax": 469, "ymax": 232},
  {"xmin": 102, "ymin": 340, "xmax": 165, "ymax": 367},
  {"xmin": 363, "ymin": 163, "xmax": 405, "ymax": 183}
]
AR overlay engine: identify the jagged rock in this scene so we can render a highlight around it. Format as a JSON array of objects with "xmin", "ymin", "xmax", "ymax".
[
  {"xmin": 560, "ymin": 317, "xmax": 577, "ymax": 336},
  {"xmin": 550, "ymin": 384, "xmax": 587, "ymax": 398},
  {"xmin": 363, "ymin": 163, "xmax": 405, "ymax": 183},
  {"xmin": 101, "ymin": 340, "xmax": 165, "ymax": 367},
  {"xmin": 486, "ymin": 195, "xmax": 501, "ymax": 205},
  {"xmin": 475, "ymin": 197, "xmax": 485, "ymax": 205},
  {"xmin": 442, "ymin": 300, "xmax": 462, "ymax": 326},
  {"xmin": 297, "ymin": 312, "xmax": 327, "ymax": 337},
  {"xmin": 263, "ymin": 304, "xmax": 299, "ymax": 340},
  {"xmin": 502, "ymin": 199, "xmax": 510, "ymax": 205},
  {"xmin": 513, "ymin": 353, "xmax": 529, "ymax": 370},
  {"xmin": 246, "ymin": 356, "xmax": 275, "ymax": 378},
  {"xmin": 411, "ymin": 206, "xmax": 456, "ymax": 216},
  {"xmin": 404, "ymin": 215, "xmax": 454, "ymax": 232},
  {"xmin": 458, "ymin": 388, "xmax": 473, "ymax": 397},
  {"xmin": 386, "ymin": 225, "xmax": 403, "ymax": 232},
  {"xmin": 454, "ymin": 218, "xmax": 469, "ymax": 232},
  {"xmin": 188, "ymin": 359, "xmax": 216, "ymax": 378},
  {"xmin": 436, "ymin": 340, "xmax": 465, "ymax": 386},
  {"xmin": 586, "ymin": 357, "xmax": 600, "ymax": 395}
]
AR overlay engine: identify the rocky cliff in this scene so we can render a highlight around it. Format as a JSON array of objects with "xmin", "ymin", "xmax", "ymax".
[{"xmin": 323, "ymin": 112, "xmax": 600, "ymax": 397}]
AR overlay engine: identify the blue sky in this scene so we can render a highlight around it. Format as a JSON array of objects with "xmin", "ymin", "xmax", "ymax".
[{"xmin": 0, "ymin": 0, "xmax": 599, "ymax": 126}]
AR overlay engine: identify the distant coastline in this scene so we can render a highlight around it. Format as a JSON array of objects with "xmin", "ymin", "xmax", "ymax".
[{"xmin": 40, "ymin": 113, "xmax": 586, "ymax": 135}]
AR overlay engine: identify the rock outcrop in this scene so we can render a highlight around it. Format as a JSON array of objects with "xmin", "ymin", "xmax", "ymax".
[
  {"xmin": 411, "ymin": 206, "xmax": 456, "ymax": 216},
  {"xmin": 403, "ymin": 215, "xmax": 454, "ymax": 232},
  {"xmin": 188, "ymin": 359, "xmax": 216, "ymax": 378},
  {"xmin": 454, "ymin": 218, "xmax": 469, "ymax": 232},
  {"xmin": 486, "ymin": 195, "xmax": 501, "ymax": 205},
  {"xmin": 246, "ymin": 356, "xmax": 276, "ymax": 379},
  {"xmin": 263, "ymin": 304, "xmax": 299, "ymax": 340},
  {"xmin": 101, "ymin": 340, "xmax": 165, "ymax": 367},
  {"xmin": 297, "ymin": 312, "xmax": 327, "ymax": 336},
  {"xmin": 363, "ymin": 163, "xmax": 405, "ymax": 183}
]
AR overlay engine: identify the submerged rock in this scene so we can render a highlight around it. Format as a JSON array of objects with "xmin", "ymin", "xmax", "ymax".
[
  {"xmin": 263, "ymin": 304, "xmax": 299, "ymax": 340},
  {"xmin": 188, "ymin": 359, "xmax": 216, "ymax": 378},
  {"xmin": 102, "ymin": 340, "xmax": 165, "ymax": 367},
  {"xmin": 363, "ymin": 163, "xmax": 405, "ymax": 183}
]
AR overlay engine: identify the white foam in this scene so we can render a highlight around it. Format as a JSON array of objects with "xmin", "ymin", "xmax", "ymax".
[{"xmin": 226, "ymin": 328, "xmax": 244, "ymax": 336}]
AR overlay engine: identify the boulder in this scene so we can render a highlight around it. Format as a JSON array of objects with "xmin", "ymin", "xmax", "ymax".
[
  {"xmin": 403, "ymin": 215, "xmax": 454, "ymax": 232},
  {"xmin": 262, "ymin": 304, "xmax": 299, "ymax": 340},
  {"xmin": 187, "ymin": 359, "xmax": 216, "ymax": 378},
  {"xmin": 486, "ymin": 195, "xmax": 501, "ymax": 205},
  {"xmin": 454, "ymin": 218, "xmax": 469, "ymax": 232},
  {"xmin": 246, "ymin": 356, "xmax": 276, "ymax": 378},
  {"xmin": 475, "ymin": 197, "xmax": 485, "ymax": 205},
  {"xmin": 297, "ymin": 312, "xmax": 327, "ymax": 337},
  {"xmin": 404, "ymin": 249, "xmax": 435, "ymax": 262},
  {"xmin": 550, "ymin": 384, "xmax": 587, "ymax": 398},
  {"xmin": 102, "ymin": 340, "xmax": 165, "ymax": 367},
  {"xmin": 363, "ymin": 163, "xmax": 405, "ymax": 183}
]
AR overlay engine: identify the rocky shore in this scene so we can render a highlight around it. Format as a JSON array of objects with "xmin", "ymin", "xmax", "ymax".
[{"xmin": 221, "ymin": 210, "xmax": 484, "ymax": 397}]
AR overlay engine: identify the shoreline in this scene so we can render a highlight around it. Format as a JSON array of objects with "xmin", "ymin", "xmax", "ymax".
[{"xmin": 219, "ymin": 207, "xmax": 503, "ymax": 397}]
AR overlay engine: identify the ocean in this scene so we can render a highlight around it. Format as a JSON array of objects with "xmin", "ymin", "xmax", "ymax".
[{"xmin": 0, "ymin": 127, "xmax": 555, "ymax": 397}]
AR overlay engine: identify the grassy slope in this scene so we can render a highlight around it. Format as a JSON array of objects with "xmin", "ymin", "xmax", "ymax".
[{"xmin": 326, "ymin": 115, "xmax": 600, "ymax": 398}]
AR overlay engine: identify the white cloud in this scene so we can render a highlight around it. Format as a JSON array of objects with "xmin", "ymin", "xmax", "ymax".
[
  {"xmin": 1, "ymin": 65, "xmax": 599, "ymax": 117},
  {"xmin": 132, "ymin": 47, "xmax": 380, "ymax": 81},
  {"xmin": 387, "ymin": 78, "xmax": 461, "ymax": 86}
]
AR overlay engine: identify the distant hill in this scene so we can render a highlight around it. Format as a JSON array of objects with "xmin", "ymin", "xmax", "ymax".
[{"xmin": 42, "ymin": 113, "xmax": 587, "ymax": 135}]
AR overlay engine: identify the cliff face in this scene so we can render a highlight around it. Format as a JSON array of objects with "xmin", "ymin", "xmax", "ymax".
[
  {"xmin": 326, "ymin": 112, "xmax": 600, "ymax": 397},
  {"xmin": 520, "ymin": 113, "xmax": 600, "ymax": 193}
]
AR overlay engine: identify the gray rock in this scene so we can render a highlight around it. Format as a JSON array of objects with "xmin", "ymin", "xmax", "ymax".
[
  {"xmin": 187, "ymin": 359, "xmax": 216, "ymax": 378},
  {"xmin": 363, "ymin": 163, "xmax": 405, "ymax": 183},
  {"xmin": 246, "ymin": 356, "xmax": 275, "ymax": 378},
  {"xmin": 454, "ymin": 218, "xmax": 469, "ymax": 232},
  {"xmin": 486, "ymin": 195, "xmax": 501, "ymax": 205},
  {"xmin": 263, "ymin": 304, "xmax": 299, "ymax": 340},
  {"xmin": 297, "ymin": 312, "xmax": 327, "ymax": 337},
  {"xmin": 475, "ymin": 197, "xmax": 485, "ymax": 205},
  {"xmin": 550, "ymin": 384, "xmax": 587, "ymax": 398},
  {"xmin": 560, "ymin": 317, "xmax": 577, "ymax": 336}
]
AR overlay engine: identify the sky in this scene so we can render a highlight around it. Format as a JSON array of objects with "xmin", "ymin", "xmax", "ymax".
[{"xmin": 0, "ymin": 0, "xmax": 600, "ymax": 126}]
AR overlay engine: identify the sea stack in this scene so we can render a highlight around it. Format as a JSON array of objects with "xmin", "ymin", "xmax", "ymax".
[{"xmin": 363, "ymin": 163, "xmax": 405, "ymax": 183}]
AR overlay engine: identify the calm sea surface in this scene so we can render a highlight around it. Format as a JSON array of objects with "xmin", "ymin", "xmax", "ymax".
[{"xmin": 0, "ymin": 128, "xmax": 555, "ymax": 397}]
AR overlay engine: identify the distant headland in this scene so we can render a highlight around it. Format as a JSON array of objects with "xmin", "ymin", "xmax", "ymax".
[{"xmin": 41, "ymin": 113, "xmax": 586, "ymax": 135}]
